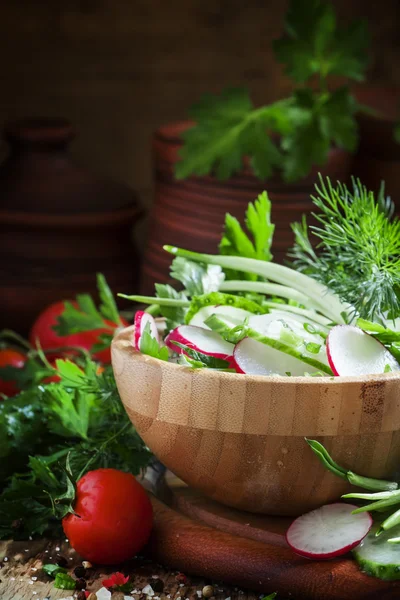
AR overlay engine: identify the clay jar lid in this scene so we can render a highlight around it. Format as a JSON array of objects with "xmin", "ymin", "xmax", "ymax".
[{"xmin": 0, "ymin": 117, "xmax": 140, "ymax": 214}]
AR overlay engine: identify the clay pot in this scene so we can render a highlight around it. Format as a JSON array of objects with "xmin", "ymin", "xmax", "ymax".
[
  {"xmin": 112, "ymin": 326, "xmax": 400, "ymax": 516},
  {"xmin": 0, "ymin": 118, "xmax": 143, "ymax": 334},
  {"xmin": 140, "ymin": 121, "xmax": 352, "ymax": 293},
  {"xmin": 352, "ymin": 85, "xmax": 400, "ymax": 200}
]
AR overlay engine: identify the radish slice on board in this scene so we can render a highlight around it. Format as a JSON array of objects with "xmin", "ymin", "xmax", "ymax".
[
  {"xmin": 165, "ymin": 325, "xmax": 234, "ymax": 361},
  {"xmin": 286, "ymin": 503, "xmax": 373, "ymax": 559},
  {"xmin": 134, "ymin": 311, "xmax": 159, "ymax": 351},
  {"xmin": 326, "ymin": 325, "xmax": 400, "ymax": 376},
  {"xmin": 233, "ymin": 336, "xmax": 321, "ymax": 376}
]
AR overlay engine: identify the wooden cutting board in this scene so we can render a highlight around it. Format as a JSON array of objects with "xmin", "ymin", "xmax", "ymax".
[{"xmin": 149, "ymin": 479, "xmax": 400, "ymax": 600}]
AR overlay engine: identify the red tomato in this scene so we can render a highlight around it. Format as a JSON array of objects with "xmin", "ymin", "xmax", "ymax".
[
  {"xmin": 62, "ymin": 469, "xmax": 153, "ymax": 565},
  {"xmin": 29, "ymin": 301, "xmax": 128, "ymax": 363},
  {"xmin": 0, "ymin": 348, "xmax": 27, "ymax": 397}
]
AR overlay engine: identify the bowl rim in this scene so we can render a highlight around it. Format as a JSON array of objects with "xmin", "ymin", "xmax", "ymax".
[{"xmin": 112, "ymin": 325, "xmax": 400, "ymax": 386}]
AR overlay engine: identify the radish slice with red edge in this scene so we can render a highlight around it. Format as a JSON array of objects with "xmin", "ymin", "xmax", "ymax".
[
  {"xmin": 233, "ymin": 336, "xmax": 317, "ymax": 376},
  {"xmin": 326, "ymin": 325, "xmax": 400, "ymax": 376},
  {"xmin": 286, "ymin": 503, "xmax": 372, "ymax": 560},
  {"xmin": 165, "ymin": 325, "xmax": 234, "ymax": 362},
  {"xmin": 134, "ymin": 311, "xmax": 159, "ymax": 351}
]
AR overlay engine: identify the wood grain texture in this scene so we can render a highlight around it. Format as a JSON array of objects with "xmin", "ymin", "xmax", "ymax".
[
  {"xmin": 149, "ymin": 495, "xmax": 400, "ymax": 600},
  {"xmin": 112, "ymin": 326, "xmax": 400, "ymax": 516},
  {"xmin": 0, "ymin": 527, "xmax": 255, "ymax": 600}
]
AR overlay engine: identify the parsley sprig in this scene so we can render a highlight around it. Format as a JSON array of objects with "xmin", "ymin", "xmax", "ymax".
[
  {"xmin": 175, "ymin": 0, "xmax": 369, "ymax": 183},
  {"xmin": 54, "ymin": 273, "xmax": 123, "ymax": 352}
]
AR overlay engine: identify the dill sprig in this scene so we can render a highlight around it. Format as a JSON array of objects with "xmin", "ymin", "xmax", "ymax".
[{"xmin": 289, "ymin": 176, "xmax": 400, "ymax": 321}]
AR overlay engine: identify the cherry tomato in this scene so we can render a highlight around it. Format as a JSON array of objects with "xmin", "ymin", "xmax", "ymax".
[
  {"xmin": 62, "ymin": 469, "xmax": 153, "ymax": 565},
  {"xmin": 0, "ymin": 348, "xmax": 27, "ymax": 397},
  {"xmin": 29, "ymin": 301, "xmax": 128, "ymax": 363}
]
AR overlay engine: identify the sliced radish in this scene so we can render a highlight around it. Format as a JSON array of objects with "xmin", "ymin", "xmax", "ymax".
[
  {"xmin": 327, "ymin": 325, "xmax": 400, "ymax": 376},
  {"xmin": 286, "ymin": 503, "xmax": 373, "ymax": 559},
  {"xmin": 165, "ymin": 325, "xmax": 234, "ymax": 361},
  {"xmin": 233, "ymin": 336, "xmax": 321, "ymax": 376},
  {"xmin": 134, "ymin": 311, "xmax": 159, "ymax": 351},
  {"xmin": 189, "ymin": 305, "xmax": 252, "ymax": 329}
]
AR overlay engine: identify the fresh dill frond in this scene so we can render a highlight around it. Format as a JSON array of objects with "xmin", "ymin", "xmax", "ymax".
[{"xmin": 289, "ymin": 175, "xmax": 400, "ymax": 321}]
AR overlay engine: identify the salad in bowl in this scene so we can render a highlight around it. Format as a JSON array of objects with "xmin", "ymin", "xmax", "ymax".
[{"xmin": 122, "ymin": 175, "xmax": 400, "ymax": 380}]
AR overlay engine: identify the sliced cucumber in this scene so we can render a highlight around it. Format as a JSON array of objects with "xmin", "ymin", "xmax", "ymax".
[
  {"xmin": 189, "ymin": 305, "xmax": 252, "ymax": 329},
  {"xmin": 353, "ymin": 524, "xmax": 400, "ymax": 581},
  {"xmin": 248, "ymin": 313, "xmax": 329, "ymax": 367}
]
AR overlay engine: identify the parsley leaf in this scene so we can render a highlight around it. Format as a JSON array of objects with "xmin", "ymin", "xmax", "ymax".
[
  {"xmin": 54, "ymin": 573, "xmax": 76, "ymax": 590},
  {"xmin": 140, "ymin": 322, "xmax": 169, "ymax": 361},
  {"xmin": 175, "ymin": 88, "xmax": 290, "ymax": 181},
  {"xmin": 54, "ymin": 273, "xmax": 121, "ymax": 336},
  {"xmin": 281, "ymin": 87, "xmax": 358, "ymax": 181},
  {"xmin": 219, "ymin": 192, "xmax": 274, "ymax": 279},
  {"xmin": 43, "ymin": 564, "xmax": 67, "ymax": 578},
  {"xmin": 273, "ymin": 0, "xmax": 369, "ymax": 83},
  {"xmin": 175, "ymin": 0, "xmax": 368, "ymax": 184}
]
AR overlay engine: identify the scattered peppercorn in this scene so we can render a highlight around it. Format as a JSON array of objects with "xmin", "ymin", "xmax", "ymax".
[
  {"xmin": 56, "ymin": 555, "xmax": 68, "ymax": 568},
  {"xmin": 202, "ymin": 586, "xmax": 214, "ymax": 598},
  {"xmin": 77, "ymin": 592, "xmax": 87, "ymax": 600},
  {"xmin": 75, "ymin": 578, "xmax": 87, "ymax": 591},
  {"xmin": 74, "ymin": 565, "xmax": 87, "ymax": 579},
  {"xmin": 151, "ymin": 578, "xmax": 164, "ymax": 593}
]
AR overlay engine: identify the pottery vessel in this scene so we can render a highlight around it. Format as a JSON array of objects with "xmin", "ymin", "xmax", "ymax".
[
  {"xmin": 0, "ymin": 118, "xmax": 143, "ymax": 333},
  {"xmin": 140, "ymin": 121, "xmax": 352, "ymax": 293},
  {"xmin": 112, "ymin": 326, "xmax": 400, "ymax": 516}
]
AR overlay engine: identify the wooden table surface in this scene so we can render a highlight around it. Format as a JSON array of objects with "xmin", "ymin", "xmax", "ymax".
[{"xmin": 0, "ymin": 538, "xmax": 267, "ymax": 600}]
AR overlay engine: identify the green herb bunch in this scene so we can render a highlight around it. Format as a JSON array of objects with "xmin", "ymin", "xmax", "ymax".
[
  {"xmin": 0, "ymin": 277, "xmax": 152, "ymax": 540},
  {"xmin": 175, "ymin": 0, "xmax": 369, "ymax": 183},
  {"xmin": 289, "ymin": 175, "xmax": 400, "ymax": 321}
]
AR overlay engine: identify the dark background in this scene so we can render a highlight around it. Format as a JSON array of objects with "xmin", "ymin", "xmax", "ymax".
[{"xmin": 0, "ymin": 0, "xmax": 398, "ymax": 220}]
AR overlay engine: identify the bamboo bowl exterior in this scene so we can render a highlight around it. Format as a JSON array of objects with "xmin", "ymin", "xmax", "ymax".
[{"xmin": 112, "ymin": 326, "xmax": 400, "ymax": 516}]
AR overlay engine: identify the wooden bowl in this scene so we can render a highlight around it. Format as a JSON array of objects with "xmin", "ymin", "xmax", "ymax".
[{"xmin": 112, "ymin": 326, "xmax": 400, "ymax": 516}]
